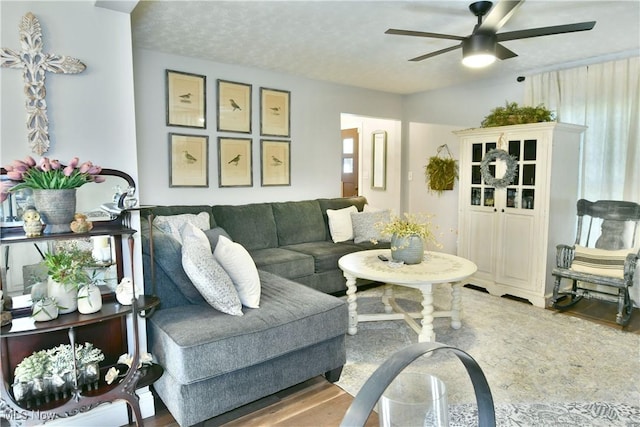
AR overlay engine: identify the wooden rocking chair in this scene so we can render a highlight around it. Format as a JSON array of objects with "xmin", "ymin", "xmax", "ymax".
[{"xmin": 552, "ymin": 199, "xmax": 640, "ymax": 326}]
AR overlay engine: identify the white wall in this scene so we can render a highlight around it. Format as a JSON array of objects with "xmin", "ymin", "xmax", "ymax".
[
  {"xmin": 1, "ymin": 2, "xmax": 139, "ymax": 183},
  {"xmin": 403, "ymin": 75, "xmax": 526, "ymax": 127},
  {"xmin": 406, "ymin": 123, "xmax": 463, "ymax": 255},
  {"xmin": 133, "ymin": 48, "xmax": 404, "ymax": 206}
]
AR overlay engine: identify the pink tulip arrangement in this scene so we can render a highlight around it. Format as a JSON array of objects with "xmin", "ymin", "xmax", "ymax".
[{"xmin": 2, "ymin": 156, "xmax": 104, "ymax": 202}]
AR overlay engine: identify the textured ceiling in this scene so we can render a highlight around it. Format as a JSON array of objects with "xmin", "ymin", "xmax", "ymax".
[{"xmin": 131, "ymin": 1, "xmax": 640, "ymax": 95}]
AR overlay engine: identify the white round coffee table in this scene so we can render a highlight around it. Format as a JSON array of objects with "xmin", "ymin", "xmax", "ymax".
[{"xmin": 338, "ymin": 249, "xmax": 477, "ymax": 342}]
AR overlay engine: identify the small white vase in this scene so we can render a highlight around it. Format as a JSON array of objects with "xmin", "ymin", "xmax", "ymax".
[
  {"xmin": 47, "ymin": 277, "xmax": 78, "ymax": 314},
  {"xmin": 32, "ymin": 298, "xmax": 59, "ymax": 322},
  {"xmin": 77, "ymin": 284, "xmax": 102, "ymax": 314}
]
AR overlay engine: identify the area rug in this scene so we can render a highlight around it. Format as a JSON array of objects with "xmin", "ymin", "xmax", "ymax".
[{"xmin": 336, "ymin": 285, "xmax": 640, "ymax": 426}]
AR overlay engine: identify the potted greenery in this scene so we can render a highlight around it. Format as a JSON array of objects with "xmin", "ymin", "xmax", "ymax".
[
  {"xmin": 43, "ymin": 245, "xmax": 94, "ymax": 314},
  {"xmin": 1, "ymin": 156, "xmax": 104, "ymax": 233},
  {"xmin": 376, "ymin": 213, "xmax": 441, "ymax": 264},
  {"xmin": 424, "ymin": 156, "xmax": 459, "ymax": 194},
  {"xmin": 480, "ymin": 101, "xmax": 555, "ymax": 127}
]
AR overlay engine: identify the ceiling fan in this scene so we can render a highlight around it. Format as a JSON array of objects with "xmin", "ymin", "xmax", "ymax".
[{"xmin": 386, "ymin": 0, "xmax": 596, "ymax": 68}]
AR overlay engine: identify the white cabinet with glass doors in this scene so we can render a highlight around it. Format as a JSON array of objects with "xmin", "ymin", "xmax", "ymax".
[{"xmin": 455, "ymin": 122, "xmax": 586, "ymax": 307}]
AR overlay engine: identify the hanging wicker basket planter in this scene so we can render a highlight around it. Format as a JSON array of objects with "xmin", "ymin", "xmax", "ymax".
[{"xmin": 424, "ymin": 144, "xmax": 459, "ymax": 195}]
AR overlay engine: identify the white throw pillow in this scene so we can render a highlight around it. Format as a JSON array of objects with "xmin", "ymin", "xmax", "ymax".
[
  {"xmin": 181, "ymin": 224, "xmax": 243, "ymax": 316},
  {"xmin": 326, "ymin": 206, "xmax": 358, "ymax": 243},
  {"xmin": 351, "ymin": 210, "xmax": 391, "ymax": 244},
  {"xmin": 214, "ymin": 236, "xmax": 261, "ymax": 308},
  {"xmin": 154, "ymin": 212, "xmax": 211, "ymax": 243}
]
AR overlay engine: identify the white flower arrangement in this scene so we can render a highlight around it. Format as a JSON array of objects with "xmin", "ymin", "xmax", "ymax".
[{"xmin": 105, "ymin": 352, "xmax": 154, "ymax": 385}]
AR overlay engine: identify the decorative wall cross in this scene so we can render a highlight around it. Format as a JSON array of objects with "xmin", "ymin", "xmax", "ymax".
[{"xmin": 1, "ymin": 12, "xmax": 86, "ymax": 155}]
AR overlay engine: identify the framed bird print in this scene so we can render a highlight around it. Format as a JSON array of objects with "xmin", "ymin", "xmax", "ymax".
[
  {"xmin": 260, "ymin": 88, "xmax": 290, "ymax": 137},
  {"xmin": 218, "ymin": 137, "xmax": 253, "ymax": 187},
  {"xmin": 166, "ymin": 69, "xmax": 206, "ymax": 128},
  {"xmin": 217, "ymin": 79, "xmax": 251, "ymax": 133},
  {"xmin": 261, "ymin": 139, "xmax": 290, "ymax": 186},
  {"xmin": 169, "ymin": 133, "xmax": 209, "ymax": 187}
]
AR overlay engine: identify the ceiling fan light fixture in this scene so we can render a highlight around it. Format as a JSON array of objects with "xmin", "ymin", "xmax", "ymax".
[
  {"xmin": 462, "ymin": 33, "xmax": 497, "ymax": 68},
  {"xmin": 462, "ymin": 53, "xmax": 496, "ymax": 68}
]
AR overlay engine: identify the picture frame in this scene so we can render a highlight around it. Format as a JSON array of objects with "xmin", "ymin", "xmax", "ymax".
[
  {"xmin": 260, "ymin": 88, "xmax": 290, "ymax": 137},
  {"xmin": 169, "ymin": 133, "xmax": 209, "ymax": 187},
  {"xmin": 166, "ymin": 69, "xmax": 206, "ymax": 128},
  {"xmin": 217, "ymin": 79, "xmax": 252, "ymax": 134},
  {"xmin": 261, "ymin": 139, "xmax": 290, "ymax": 186},
  {"xmin": 218, "ymin": 137, "xmax": 253, "ymax": 187}
]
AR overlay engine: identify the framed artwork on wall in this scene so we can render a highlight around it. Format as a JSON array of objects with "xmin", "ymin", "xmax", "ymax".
[
  {"xmin": 261, "ymin": 139, "xmax": 290, "ymax": 186},
  {"xmin": 169, "ymin": 133, "xmax": 209, "ymax": 187},
  {"xmin": 260, "ymin": 87, "xmax": 290, "ymax": 137},
  {"xmin": 166, "ymin": 69, "xmax": 206, "ymax": 128},
  {"xmin": 371, "ymin": 130, "xmax": 387, "ymax": 190},
  {"xmin": 217, "ymin": 79, "xmax": 251, "ymax": 133},
  {"xmin": 218, "ymin": 137, "xmax": 253, "ymax": 187}
]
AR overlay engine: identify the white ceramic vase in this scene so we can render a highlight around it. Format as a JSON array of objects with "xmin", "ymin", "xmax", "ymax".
[
  {"xmin": 47, "ymin": 277, "xmax": 78, "ymax": 314},
  {"xmin": 32, "ymin": 297, "xmax": 59, "ymax": 322},
  {"xmin": 390, "ymin": 234, "xmax": 424, "ymax": 265},
  {"xmin": 77, "ymin": 284, "xmax": 102, "ymax": 314}
]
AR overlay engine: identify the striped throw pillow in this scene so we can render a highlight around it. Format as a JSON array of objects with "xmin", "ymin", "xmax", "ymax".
[{"xmin": 570, "ymin": 245, "xmax": 633, "ymax": 279}]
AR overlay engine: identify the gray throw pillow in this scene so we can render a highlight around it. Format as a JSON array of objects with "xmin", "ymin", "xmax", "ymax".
[
  {"xmin": 204, "ymin": 227, "xmax": 231, "ymax": 251},
  {"xmin": 181, "ymin": 223, "xmax": 243, "ymax": 316},
  {"xmin": 351, "ymin": 210, "xmax": 392, "ymax": 244},
  {"xmin": 153, "ymin": 212, "xmax": 211, "ymax": 243}
]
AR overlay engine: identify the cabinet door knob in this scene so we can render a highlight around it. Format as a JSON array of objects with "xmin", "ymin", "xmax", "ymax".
[
  {"xmin": 494, "ymin": 208, "xmax": 497, "ymax": 212},
  {"xmin": 502, "ymin": 209, "xmax": 505, "ymax": 213}
]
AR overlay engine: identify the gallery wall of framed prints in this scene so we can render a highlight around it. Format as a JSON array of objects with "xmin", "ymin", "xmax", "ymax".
[{"xmin": 165, "ymin": 69, "xmax": 291, "ymax": 188}]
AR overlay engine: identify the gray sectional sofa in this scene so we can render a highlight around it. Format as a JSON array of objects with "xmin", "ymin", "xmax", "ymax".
[{"xmin": 140, "ymin": 196, "xmax": 388, "ymax": 426}]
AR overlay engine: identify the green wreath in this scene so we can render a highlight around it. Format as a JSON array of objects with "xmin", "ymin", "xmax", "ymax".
[{"xmin": 480, "ymin": 149, "xmax": 518, "ymax": 188}]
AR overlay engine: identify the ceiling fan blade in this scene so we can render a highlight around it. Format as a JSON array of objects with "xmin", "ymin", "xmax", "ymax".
[
  {"xmin": 386, "ymin": 28, "xmax": 465, "ymax": 41},
  {"xmin": 478, "ymin": 0, "xmax": 524, "ymax": 33},
  {"xmin": 497, "ymin": 21, "xmax": 596, "ymax": 42},
  {"xmin": 409, "ymin": 44, "xmax": 462, "ymax": 62},
  {"xmin": 495, "ymin": 43, "xmax": 518, "ymax": 60}
]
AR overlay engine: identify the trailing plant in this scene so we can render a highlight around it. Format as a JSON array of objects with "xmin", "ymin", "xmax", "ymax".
[
  {"xmin": 425, "ymin": 156, "xmax": 459, "ymax": 195},
  {"xmin": 481, "ymin": 101, "xmax": 555, "ymax": 127}
]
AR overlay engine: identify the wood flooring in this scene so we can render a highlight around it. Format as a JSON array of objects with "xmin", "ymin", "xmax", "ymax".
[
  {"xmin": 549, "ymin": 296, "xmax": 640, "ymax": 334},
  {"xmin": 127, "ymin": 376, "xmax": 378, "ymax": 427}
]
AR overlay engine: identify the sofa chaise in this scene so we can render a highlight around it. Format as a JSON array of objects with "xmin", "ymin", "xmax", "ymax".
[{"xmin": 140, "ymin": 196, "xmax": 390, "ymax": 426}]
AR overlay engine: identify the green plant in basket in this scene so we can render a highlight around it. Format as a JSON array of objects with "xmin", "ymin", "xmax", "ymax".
[{"xmin": 424, "ymin": 156, "xmax": 459, "ymax": 195}]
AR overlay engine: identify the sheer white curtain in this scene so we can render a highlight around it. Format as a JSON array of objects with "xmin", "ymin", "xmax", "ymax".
[
  {"xmin": 524, "ymin": 56, "xmax": 640, "ymax": 202},
  {"xmin": 524, "ymin": 56, "xmax": 640, "ymax": 306}
]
